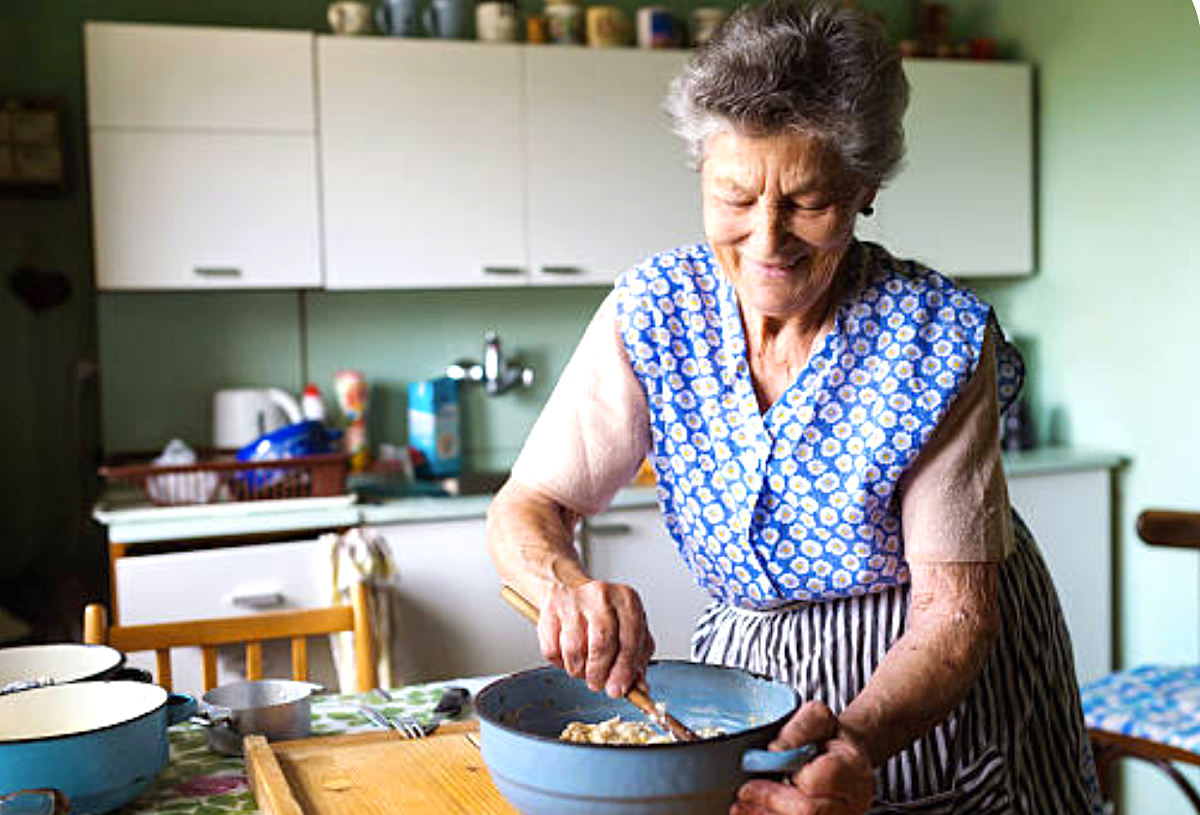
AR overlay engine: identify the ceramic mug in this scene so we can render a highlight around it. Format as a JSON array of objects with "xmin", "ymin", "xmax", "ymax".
[
  {"xmin": 424, "ymin": 0, "xmax": 470, "ymax": 38},
  {"xmin": 476, "ymin": 0, "xmax": 520, "ymax": 42},
  {"xmin": 689, "ymin": 6, "xmax": 727, "ymax": 46},
  {"xmin": 545, "ymin": 0, "xmax": 584, "ymax": 44},
  {"xmin": 636, "ymin": 5, "xmax": 677, "ymax": 48},
  {"xmin": 586, "ymin": 5, "xmax": 629, "ymax": 47},
  {"xmin": 376, "ymin": 0, "xmax": 422, "ymax": 35},
  {"xmin": 327, "ymin": 0, "xmax": 374, "ymax": 34}
]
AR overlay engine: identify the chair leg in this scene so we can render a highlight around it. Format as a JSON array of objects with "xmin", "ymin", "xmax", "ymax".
[{"xmin": 1092, "ymin": 742, "xmax": 1200, "ymax": 814}]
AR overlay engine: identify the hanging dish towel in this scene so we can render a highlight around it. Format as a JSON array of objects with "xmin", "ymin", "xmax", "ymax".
[{"xmin": 324, "ymin": 527, "xmax": 402, "ymax": 691}]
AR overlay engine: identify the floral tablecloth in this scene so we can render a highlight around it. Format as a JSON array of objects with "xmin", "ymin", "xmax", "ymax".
[{"xmin": 113, "ymin": 680, "xmax": 484, "ymax": 815}]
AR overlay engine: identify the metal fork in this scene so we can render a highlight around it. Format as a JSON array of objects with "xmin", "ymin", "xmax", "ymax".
[{"xmin": 358, "ymin": 703, "xmax": 426, "ymax": 739}]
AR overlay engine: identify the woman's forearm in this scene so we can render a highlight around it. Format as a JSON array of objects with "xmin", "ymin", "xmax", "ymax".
[
  {"xmin": 486, "ymin": 479, "xmax": 589, "ymax": 607},
  {"xmin": 837, "ymin": 562, "xmax": 1001, "ymax": 767}
]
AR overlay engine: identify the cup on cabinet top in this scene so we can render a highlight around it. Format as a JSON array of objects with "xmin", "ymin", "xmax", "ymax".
[
  {"xmin": 476, "ymin": 0, "xmax": 520, "ymax": 42},
  {"xmin": 635, "ymin": 5, "xmax": 678, "ymax": 48},
  {"xmin": 376, "ymin": 0, "xmax": 422, "ymax": 35},
  {"xmin": 328, "ymin": 0, "xmax": 374, "ymax": 34},
  {"xmin": 424, "ymin": 0, "xmax": 471, "ymax": 38},
  {"xmin": 586, "ymin": 5, "xmax": 630, "ymax": 47}
]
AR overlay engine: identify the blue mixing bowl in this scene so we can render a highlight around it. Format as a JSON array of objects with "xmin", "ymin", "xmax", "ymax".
[
  {"xmin": 234, "ymin": 421, "xmax": 341, "ymax": 492},
  {"xmin": 476, "ymin": 660, "xmax": 804, "ymax": 815}
]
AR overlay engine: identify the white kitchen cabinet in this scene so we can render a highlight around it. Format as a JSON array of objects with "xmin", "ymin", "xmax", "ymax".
[
  {"xmin": 377, "ymin": 517, "xmax": 544, "ymax": 682},
  {"xmin": 580, "ymin": 507, "xmax": 712, "ymax": 660},
  {"xmin": 318, "ymin": 39, "xmax": 527, "ymax": 289},
  {"xmin": 1006, "ymin": 462, "xmax": 1115, "ymax": 685},
  {"xmin": 864, "ymin": 60, "xmax": 1034, "ymax": 277},
  {"xmin": 84, "ymin": 22, "xmax": 322, "ymax": 290},
  {"xmin": 115, "ymin": 538, "xmax": 339, "ymax": 696},
  {"xmin": 318, "ymin": 38, "xmax": 703, "ymax": 289},
  {"xmin": 524, "ymin": 48, "xmax": 702, "ymax": 286}
]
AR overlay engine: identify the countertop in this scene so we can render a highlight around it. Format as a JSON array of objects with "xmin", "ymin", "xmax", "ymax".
[{"xmin": 94, "ymin": 446, "xmax": 1126, "ymax": 546}]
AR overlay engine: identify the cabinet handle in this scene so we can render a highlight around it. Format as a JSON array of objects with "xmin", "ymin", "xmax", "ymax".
[
  {"xmin": 194, "ymin": 266, "xmax": 243, "ymax": 278},
  {"xmin": 482, "ymin": 266, "xmax": 524, "ymax": 276},
  {"xmin": 229, "ymin": 590, "xmax": 285, "ymax": 609},
  {"xmin": 539, "ymin": 265, "xmax": 583, "ymax": 276},
  {"xmin": 586, "ymin": 521, "xmax": 633, "ymax": 537}
]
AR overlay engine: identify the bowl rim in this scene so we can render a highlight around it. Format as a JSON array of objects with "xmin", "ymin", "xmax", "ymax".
[{"xmin": 475, "ymin": 659, "xmax": 799, "ymax": 749}]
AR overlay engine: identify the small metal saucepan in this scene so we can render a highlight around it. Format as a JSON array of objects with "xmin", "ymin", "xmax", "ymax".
[{"xmin": 192, "ymin": 679, "xmax": 323, "ymax": 756}]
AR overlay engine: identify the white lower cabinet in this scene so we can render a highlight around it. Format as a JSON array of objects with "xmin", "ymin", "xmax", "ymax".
[
  {"xmin": 580, "ymin": 507, "xmax": 713, "ymax": 660},
  {"xmin": 115, "ymin": 538, "xmax": 338, "ymax": 697},
  {"xmin": 376, "ymin": 518, "xmax": 543, "ymax": 683},
  {"xmin": 1006, "ymin": 466, "xmax": 1114, "ymax": 685}
]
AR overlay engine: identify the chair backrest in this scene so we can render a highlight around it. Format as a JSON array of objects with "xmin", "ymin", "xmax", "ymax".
[
  {"xmin": 83, "ymin": 582, "xmax": 377, "ymax": 693},
  {"xmin": 1137, "ymin": 510, "xmax": 1200, "ymax": 551}
]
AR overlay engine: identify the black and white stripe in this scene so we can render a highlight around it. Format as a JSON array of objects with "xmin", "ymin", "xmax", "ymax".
[{"xmin": 691, "ymin": 512, "xmax": 1104, "ymax": 814}]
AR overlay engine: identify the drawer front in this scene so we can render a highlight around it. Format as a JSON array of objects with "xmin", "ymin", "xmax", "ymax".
[
  {"xmin": 115, "ymin": 539, "xmax": 330, "ymax": 623},
  {"xmin": 114, "ymin": 540, "xmax": 337, "ymax": 696},
  {"xmin": 85, "ymin": 22, "xmax": 314, "ymax": 132}
]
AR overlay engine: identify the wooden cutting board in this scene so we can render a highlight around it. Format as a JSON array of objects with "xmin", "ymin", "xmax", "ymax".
[{"xmin": 245, "ymin": 722, "xmax": 520, "ymax": 815}]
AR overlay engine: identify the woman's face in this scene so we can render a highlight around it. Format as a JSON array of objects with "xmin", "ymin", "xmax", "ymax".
[{"xmin": 701, "ymin": 130, "xmax": 875, "ymax": 320}]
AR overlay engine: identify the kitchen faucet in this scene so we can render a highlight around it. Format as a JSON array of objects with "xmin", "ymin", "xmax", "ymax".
[{"xmin": 446, "ymin": 331, "xmax": 535, "ymax": 396}]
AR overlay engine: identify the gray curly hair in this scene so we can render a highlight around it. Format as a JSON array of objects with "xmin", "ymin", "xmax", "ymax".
[{"xmin": 665, "ymin": 0, "xmax": 909, "ymax": 188}]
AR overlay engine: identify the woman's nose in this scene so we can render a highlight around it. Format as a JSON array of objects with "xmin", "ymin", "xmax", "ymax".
[{"xmin": 748, "ymin": 202, "xmax": 790, "ymax": 256}]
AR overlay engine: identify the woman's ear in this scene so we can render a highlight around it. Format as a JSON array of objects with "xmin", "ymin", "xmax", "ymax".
[{"xmin": 859, "ymin": 187, "xmax": 878, "ymax": 216}]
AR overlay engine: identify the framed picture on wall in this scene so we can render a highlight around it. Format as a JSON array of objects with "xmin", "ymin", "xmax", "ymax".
[{"xmin": 0, "ymin": 98, "xmax": 68, "ymax": 194}]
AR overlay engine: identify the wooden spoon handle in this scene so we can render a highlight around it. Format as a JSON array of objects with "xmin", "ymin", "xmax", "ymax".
[{"xmin": 499, "ymin": 585, "xmax": 699, "ymax": 742}]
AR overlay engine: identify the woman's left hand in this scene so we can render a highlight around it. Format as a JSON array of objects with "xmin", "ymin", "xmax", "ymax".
[{"xmin": 731, "ymin": 701, "xmax": 873, "ymax": 815}]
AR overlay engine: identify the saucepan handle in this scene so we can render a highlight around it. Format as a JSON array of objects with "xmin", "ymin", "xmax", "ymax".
[
  {"xmin": 0, "ymin": 789, "xmax": 71, "ymax": 815},
  {"xmin": 742, "ymin": 743, "xmax": 819, "ymax": 777},
  {"xmin": 166, "ymin": 693, "xmax": 198, "ymax": 726}
]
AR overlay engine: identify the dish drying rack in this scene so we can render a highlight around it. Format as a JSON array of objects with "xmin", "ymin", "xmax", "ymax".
[{"xmin": 99, "ymin": 452, "xmax": 350, "ymax": 506}]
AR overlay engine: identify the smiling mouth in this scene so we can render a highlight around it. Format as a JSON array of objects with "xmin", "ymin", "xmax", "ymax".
[{"xmin": 744, "ymin": 257, "xmax": 810, "ymax": 278}]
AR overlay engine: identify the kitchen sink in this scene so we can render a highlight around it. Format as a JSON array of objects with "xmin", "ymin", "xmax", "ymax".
[{"xmin": 440, "ymin": 470, "xmax": 512, "ymax": 497}]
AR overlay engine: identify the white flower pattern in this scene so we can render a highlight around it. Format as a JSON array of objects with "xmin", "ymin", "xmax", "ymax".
[{"xmin": 617, "ymin": 242, "xmax": 1024, "ymax": 610}]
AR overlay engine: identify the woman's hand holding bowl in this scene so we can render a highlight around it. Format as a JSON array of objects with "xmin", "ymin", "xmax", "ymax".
[
  {"xmin": 733, "ymin": 701, "xmax": 873, "ymax": 815},
  {"xmin": 540, "ymin": 580, "xmax": 656, "ymax": 698}
]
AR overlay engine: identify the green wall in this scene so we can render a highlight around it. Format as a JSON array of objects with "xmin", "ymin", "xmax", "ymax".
[{"xmin": 973, "ymin": 0, "xmax": 1199, "ymax": 810}]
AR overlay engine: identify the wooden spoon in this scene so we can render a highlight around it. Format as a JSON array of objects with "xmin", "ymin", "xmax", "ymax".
[{"xmin": 500, "ymin": 585, "xmax": 699, "ymax": 742}]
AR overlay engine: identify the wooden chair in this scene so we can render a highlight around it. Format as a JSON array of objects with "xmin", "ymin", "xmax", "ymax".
[
  {"xmin": 83, "ymin": 581, "xmax": 377, "ymax": 693},
  {"xmin": 1082, "ymin": 510, "xmax": 1200, "ymax": 812}
]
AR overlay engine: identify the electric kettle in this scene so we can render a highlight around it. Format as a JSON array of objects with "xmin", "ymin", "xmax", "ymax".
[{"xmin": 212, "ymin": 388, "xmax": 303, "ymax": 450}]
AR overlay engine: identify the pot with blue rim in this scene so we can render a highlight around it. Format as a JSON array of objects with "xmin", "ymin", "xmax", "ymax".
[
  {"xmin": 0, "ymin": 643, "xmax": 151, "ymax": 695},
  {"xmin": 475, "ymin": 660, "xmax": 816, "ymax": 815},
  {"xmin": 0, "ymin": 681, "xmax": 196, "ymax": 814}
]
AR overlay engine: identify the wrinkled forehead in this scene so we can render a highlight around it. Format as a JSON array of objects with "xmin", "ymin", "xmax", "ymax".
[{"xmin": 700, "ymin": 128, "xmax": 853, "ymax": 194}]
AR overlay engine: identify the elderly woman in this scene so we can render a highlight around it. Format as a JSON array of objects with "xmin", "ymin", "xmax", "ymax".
[{"xmin": 487, "ymin": 1, "xmax": 1102, "ymax": 812}]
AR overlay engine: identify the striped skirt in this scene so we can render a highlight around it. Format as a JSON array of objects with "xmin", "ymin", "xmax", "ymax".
[{"xmin": 691, "ymin": 514, "xmax": 1104, "ymax": 815}]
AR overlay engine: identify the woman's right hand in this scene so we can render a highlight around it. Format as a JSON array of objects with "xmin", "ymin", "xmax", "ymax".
[{"xmin": 539, "ymin": 579, "xmax": 656, "ymax": 698}]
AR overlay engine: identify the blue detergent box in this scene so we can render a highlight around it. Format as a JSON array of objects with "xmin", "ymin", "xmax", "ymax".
[{"xmin": 407, "ymin": 377, "xmax": 461, "ymax": 477}]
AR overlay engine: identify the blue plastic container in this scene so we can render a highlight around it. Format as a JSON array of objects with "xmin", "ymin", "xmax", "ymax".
[
  {"xmin": 476, "ymin": 661, "xmax": 804, "ymax": 815},
  {"xmin": 407, "ymin": 378, "xmax": 461, "ymax": 477}
]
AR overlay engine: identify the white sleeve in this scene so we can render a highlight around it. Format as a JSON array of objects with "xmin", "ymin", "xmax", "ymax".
[{"xmin": 510, "ymin": 292, "xmax": 651, "ymax": 516}]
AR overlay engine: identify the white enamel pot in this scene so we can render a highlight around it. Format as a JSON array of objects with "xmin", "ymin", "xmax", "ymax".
[{"xmin": 0, "ymin": 644, "xmax": 149, "ymax": 694}]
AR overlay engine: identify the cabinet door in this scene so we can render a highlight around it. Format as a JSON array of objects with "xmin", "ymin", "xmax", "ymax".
[
  {"xmin": 377, "ymin": 518, "xmax": 543, "ymax": 682},
  {"xmin": 582, "ymin": 507, "xmax": 712, "ymax": 659},
  {"xmin": 319, "ymin": 38, "xmax": 528, "ymax": 289},
  {"xmin": 1007, "ymin": 469, "xmax": 1113, "ymax": 685},
  {"xmin": 91, "ymin": 131, "xmax": 322, "ymax": 289},
  {"xmin": 524, "ymin": 48, "xmax": 704, "ymax": 286},
  {"xmin": 85, "ymin": 23, "xmax": 314, "ymax": 132},
  {"xmin": 872, "ymin": 61, "xmax": 1033, "ymax": 277}
]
